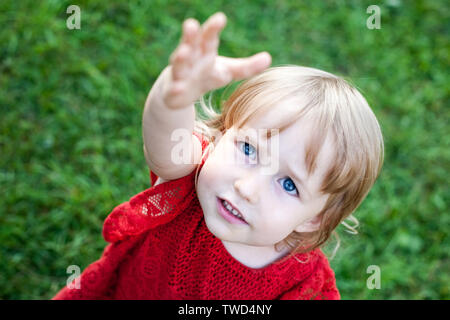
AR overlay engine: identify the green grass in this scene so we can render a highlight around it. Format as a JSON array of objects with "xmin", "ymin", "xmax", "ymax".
[{"xmin": 1, "ymin": 0, "xmax": 448, "ymax": 299}]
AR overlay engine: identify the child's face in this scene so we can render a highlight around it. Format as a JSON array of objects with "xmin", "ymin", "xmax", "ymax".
[{"xmin": 196, "ymin": 102, "xmax": 335, "ymax": 247}]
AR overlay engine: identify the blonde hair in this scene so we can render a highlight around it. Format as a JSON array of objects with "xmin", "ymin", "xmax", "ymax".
[{"xmin": 193, "ymin": 65, "xmax": 384, "ymax": 259}]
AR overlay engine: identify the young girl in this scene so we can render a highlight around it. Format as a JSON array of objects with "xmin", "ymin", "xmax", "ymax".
[{"xmin": 53, "ymin": 12, "xmax": 383, "ymax": 300}]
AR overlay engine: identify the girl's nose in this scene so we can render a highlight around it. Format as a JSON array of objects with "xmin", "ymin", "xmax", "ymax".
[{"xmin": 233, "ymin": 175, "xmax": 259, "ymax": 204}]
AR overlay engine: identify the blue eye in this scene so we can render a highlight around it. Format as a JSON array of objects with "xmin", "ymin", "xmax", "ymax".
[
  {"xmin": 279, "ymin": 177, "xmax": 298, "ymax": 196},
  {"xmin": 236, "ymin": 140, "xmax": 298, "ymax": 197},
  {"xmin": 238, "ymin": 141, "xmax": 257, "ymax": 160}
]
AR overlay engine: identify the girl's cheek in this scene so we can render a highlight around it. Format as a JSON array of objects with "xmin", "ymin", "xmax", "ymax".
[
  {"xmin": 199, "ymin": 160, "xmax": 222, "ymax": 188},
  {"xmin": 197, "ymin": 170, "xmax": 212, "ymax": 197},
  {"xmin": 214, "ymin": 144, "xmax": 236, "ymax": 169}
]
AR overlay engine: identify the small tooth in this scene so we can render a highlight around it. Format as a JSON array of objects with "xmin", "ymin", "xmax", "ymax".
[{"xmin": 223, "ymin": 200, "xmax": 243, "ymax": 219}]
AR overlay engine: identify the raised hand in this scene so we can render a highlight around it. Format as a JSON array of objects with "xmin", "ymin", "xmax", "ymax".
[{"xmin": 163, "ymin": 12, "xmax": 272, "ymax": 109}]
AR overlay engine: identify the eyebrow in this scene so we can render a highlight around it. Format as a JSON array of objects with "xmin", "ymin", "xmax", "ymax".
[{"xmin": 238, "ymin": 127, "xmax": 277, "ymax": 140}]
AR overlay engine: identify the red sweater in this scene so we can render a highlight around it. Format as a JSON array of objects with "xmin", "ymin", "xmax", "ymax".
[{"xmin": 53, "ymin": 132, "xmax": 340, "ymax": 300}]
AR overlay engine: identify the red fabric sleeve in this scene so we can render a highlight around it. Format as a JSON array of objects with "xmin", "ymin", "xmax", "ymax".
[
  {"xmin": 102, "ymin": 170, "xmax": 198, "ymax": 243},
  {"xmin": 53, "ymin": 169, "xmax": 198, "ymax": 299},
  {"xmin": 278, "ymin": 252, "xmax": 340, "ymax": 300},
  {"xmin": 103, "ymin": 131, "xmax": 209, "ymax": 243},
  {"xmin": 150, "ymin": 170, "xmax": 158, "ymax": 187},
  {"xmin": 53, "ymin": 132, "xmax": 210, "ymax": 299},
  {"xmin": 52, "ymin": 236, "xmax": 143, "ymax": 300}
]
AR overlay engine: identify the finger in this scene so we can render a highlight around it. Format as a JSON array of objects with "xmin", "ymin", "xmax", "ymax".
[
  {"xmin": 169, "ymin": 44, "xmax": 191, "ymax": 80},
  {"xmin": 178, "ymin": 18, "xmax": 201, "ymax": 68},
  {"xmin": 221, "ymin": 52, "xmax": 272, "ymax": 81},
  {"xmin": 200, "ymin": 12, "xmax": 227, "ymax": 54},
  {"xmin": 181, "ymin": 18, "xmax": 200, "ymax": 47},
  {"xmin": 169, "ymin": 43, "xmax": 190, "ymax": 65},
  {"xmin": 167, "ymin": 80, "xmax": 186, "ymax": 96}
]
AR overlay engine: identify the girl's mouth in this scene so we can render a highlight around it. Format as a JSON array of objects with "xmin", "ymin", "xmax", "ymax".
[{"xmin": 216, "ymin": 197, "xmax": 248, "ymax": 225}]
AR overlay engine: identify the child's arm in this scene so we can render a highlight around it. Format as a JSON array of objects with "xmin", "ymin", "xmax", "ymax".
[
  {"xmin": 142, "ymin": 12, "xmax": 271, "ymax": 181},
  {"xmin": 142, "ymin": 64, "xmax": 199, "ymax": 181}
]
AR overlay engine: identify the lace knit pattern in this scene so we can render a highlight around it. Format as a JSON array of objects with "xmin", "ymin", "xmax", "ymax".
[{"xmin": 53, "ymin": 132, "xmax": 340, "ymax": 300}]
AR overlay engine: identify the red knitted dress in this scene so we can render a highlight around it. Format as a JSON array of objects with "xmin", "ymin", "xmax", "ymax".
[{"xmin": 53, "ymin": 132, "xmax": 340, "ymax": 300}]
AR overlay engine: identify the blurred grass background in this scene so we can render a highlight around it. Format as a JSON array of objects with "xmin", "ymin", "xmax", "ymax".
[{"xmin": 0, "ymin": 0, "xmax": 448, "ymax": 299}]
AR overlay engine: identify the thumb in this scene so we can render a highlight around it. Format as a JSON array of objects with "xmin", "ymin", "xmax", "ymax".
[{"xmin": 220, "ymin": 52, "xmax": 272, "ymax": 81}]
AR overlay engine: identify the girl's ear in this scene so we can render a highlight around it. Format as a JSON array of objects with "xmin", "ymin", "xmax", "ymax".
[{"xmin": 294, "ymin": 215, "xmax": 322, "ymax": 233}]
